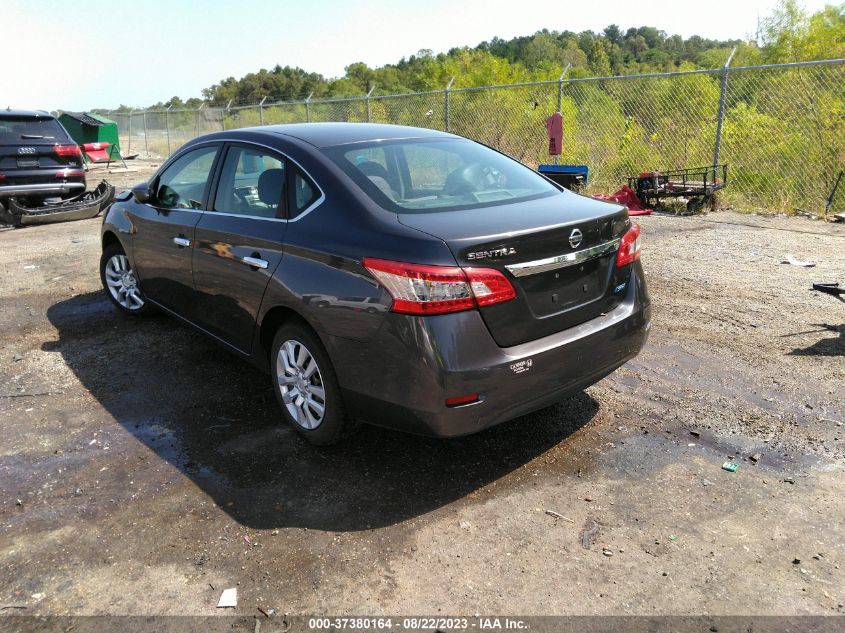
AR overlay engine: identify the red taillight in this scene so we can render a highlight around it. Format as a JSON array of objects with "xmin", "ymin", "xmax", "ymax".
[
  {"xmin": 56, "ymin": 169, "xmax": 84, "ymax": 178},
  {"xmin": 54, "ymin": 144, "xmax": 81, "ymax": 157},
  {"xmin": 362, "ymin": 257, "xmax": 516, "ymax": 315},
  {"xmin": 445, "ymin": 393, "xmax": 480, "ymax": 407},
  {"xmin": 464, "ymin": 268, "xmax": 517, "ymax": 307},
  {"xmin": 616, "ymin": 222, "xmax": 641, "ymax": 268}
]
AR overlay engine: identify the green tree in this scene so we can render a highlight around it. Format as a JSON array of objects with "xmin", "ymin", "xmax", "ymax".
[
  {"xmin": 523, "ymin": 32, "xmax": 561, "ymax": 69},
  {"xmin": 589, "ymin": 39, "xmax": 612, "ymax": 76}
]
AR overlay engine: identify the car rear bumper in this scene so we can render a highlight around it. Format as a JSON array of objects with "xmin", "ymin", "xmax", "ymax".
[
  {"xmin": 0, "ymin": 181, "xmax": 86, "ymax": 198},
  {"xmin": 326, "ymin": 264, "xmax": 651, "ymax": 437}
]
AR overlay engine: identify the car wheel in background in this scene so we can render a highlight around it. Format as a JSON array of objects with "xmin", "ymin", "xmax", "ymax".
[
  {"xmin": 100, "ymin": 242, "xmax": 152, "ymax": 315},
  {"xmin": 271, "ymin": 322, "xmax": 358, "ymax": 445},
  {"xmin": 0, "ymin": 200, "xmax": 22, "ymax": 228}
]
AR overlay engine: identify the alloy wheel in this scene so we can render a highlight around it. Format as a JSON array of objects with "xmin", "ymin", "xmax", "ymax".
[
  {"xmin": 276, "ymin": 339, "xmax": 326, "ymax": 429},
  {"xmin": 104, "ymin": 254, "xmax": 144, "ymax": 310}
]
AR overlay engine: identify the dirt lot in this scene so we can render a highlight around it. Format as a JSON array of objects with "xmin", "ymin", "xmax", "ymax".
[{"xmin": 1, "ymin": 163, "xmax": 844, "ymax": 619}]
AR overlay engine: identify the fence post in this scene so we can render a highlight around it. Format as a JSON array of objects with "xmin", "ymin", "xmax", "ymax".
[
  {"xmin": 366, "ymin": 85, "xmax": 375, "ymax": 122},
  {"xmin": 306, "ymin": 92, "xmax": 313, "ymax": 123},
  {"xmin": 165, "ymin": 105, "xmax": 172, "ymax": 155},
  {"xmin": 557, "ymin": 63, "xmax": 571, "ymax": 113},
  {"xmin": 713, "ymin": 46, "xmax": 737, "ymax": 169},
  {"xmin": 444, "ymin": 76, "xmax": 455, "ymax": 132},
  {"xmin": 127, "ymin": 109, "xmax": 132, "ymax": 153},
  {"xmin": 259, "ymin": 96, "xmax": 267, "ymax": 126},
  {"xmin": 143, "ymin": 111, "xmax": 148, "ymax": 157},
  {"xmin": 223, "ymin": 100, "xmax": 232, "ymax": 131},
  {"xmin": 196, "ymin": 103, "xmax": 204, "ymax": 137},
  {"xmin": 555, "ymin": 64, "xmax": 572, "ymax": 166}
]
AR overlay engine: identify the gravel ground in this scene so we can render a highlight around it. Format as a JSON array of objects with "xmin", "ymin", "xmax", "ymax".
[{"xmin": 1, "ymin": 168, "xmax": 844, "ymax": 620}]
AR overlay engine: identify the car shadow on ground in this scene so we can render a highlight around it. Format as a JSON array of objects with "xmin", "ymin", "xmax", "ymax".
[
  {"xmin": 786, "ymin": 323, "xmax": 844, "ymax": 357},
  {"xmin": 45, "ymin": 291, "xmax": 599, "ymax": 531}
]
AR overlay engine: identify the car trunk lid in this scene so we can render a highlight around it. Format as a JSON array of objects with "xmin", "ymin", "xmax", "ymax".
[{"xmin": 398, "ymin": 190, "xmax": 632, "ymax": 347}]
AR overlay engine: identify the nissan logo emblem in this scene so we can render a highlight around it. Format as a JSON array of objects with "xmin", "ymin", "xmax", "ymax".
[{"xmin": 569, "ymin": 228, "xmax": 583, "ymax": 249}]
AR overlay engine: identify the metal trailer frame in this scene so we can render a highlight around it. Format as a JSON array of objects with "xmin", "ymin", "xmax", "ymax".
[{"xmin": 628, "ymin": 164, "xmax": 728, "ymax": 213}]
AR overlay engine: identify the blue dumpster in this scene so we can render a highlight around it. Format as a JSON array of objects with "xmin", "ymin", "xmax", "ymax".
[{"xmin": 538, "ymin": 164, "xmax": 589, "ymax": 190}]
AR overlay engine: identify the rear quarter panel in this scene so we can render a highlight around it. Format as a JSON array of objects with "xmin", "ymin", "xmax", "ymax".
[{"xmin": 252, "ymin": 134, "xmax": 458, "ymax": 357}]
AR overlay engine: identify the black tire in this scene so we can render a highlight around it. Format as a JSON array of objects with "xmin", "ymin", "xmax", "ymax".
[
  {"xmin": 686, "ymin": 198, "xmax": 704, "ymax": 214},
  {"xmin": 0, "ymin": 201, "xmax": 22, "ymax": 228},
  {"xmin": 99, "ymin": 242, "xmax": 153, "ymax": 316},
  {"xmin": 270, "ymin": 322, "xmax": 358, "ymax": 445}
]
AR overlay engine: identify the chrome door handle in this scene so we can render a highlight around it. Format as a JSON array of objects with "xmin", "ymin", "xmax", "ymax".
[
  {"xmin": 241, "ymin": 256, "xmax": 268, "ymax": 269},
  {"xmin": 172, "ymin": 236, "xmax": 191, "ymax": 247}
]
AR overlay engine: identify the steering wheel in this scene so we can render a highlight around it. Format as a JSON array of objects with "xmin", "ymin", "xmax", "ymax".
[
  {"xmin": 481, "ymin": 165, "xmax": 505, "ymax": 188},
  {"xmin": 232, "ymin": 187, "xmax": 251, "ymax": 211}
]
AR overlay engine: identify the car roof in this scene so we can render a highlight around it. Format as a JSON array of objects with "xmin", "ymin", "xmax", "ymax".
[
  {"xmin": 0, "ymin": 108, "xmax": 54, "ymax": 119},
  {"xmin": 260, "ymin": 122, "xmax": 459, "ymax": 148}
]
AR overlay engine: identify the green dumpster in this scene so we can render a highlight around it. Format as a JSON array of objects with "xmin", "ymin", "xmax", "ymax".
[{"xmin": 58, "ymin": 112, "xmax": 121, "ymax": 162}]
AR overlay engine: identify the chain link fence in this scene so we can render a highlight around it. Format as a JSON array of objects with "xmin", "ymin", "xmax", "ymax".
[
  {"xmin": 104, "ymin": 58, "xmax": 845, "ymax": 215},
  {"xmin": 721, "ymin": 60, "xmax": 845, "ymax": 213}
]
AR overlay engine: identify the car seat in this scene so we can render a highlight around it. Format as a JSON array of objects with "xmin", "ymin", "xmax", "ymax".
[
  {"xmin": 257, "ymin": 168, "xmax": 285, "ymax": 216},
  {"xmin": 357, "ymin": 161, "xmax": 399, "ymax": 201}
]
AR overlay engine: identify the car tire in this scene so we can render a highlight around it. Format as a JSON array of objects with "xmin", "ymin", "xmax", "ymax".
[
  {"xmin": 686, "ymin": 197, "xmax": 704, "ymax": 214},
  {"xmin": 0, "ymin": 201, "xmax": 22, "ymax": 228},
  {"xmin": 271, "ymin": 322, "xmax": 358, "ymax": 445},
  {"xmin": 100, "ymin": 242, "xmax": 152, "ymax": 316}
]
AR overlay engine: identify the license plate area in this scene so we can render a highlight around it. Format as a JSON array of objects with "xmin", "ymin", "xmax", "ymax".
[
  {"xmin": 520, "ymin": 257, "xmax": 609, "ymax": 316},
  {"xmin": 17, "ymin": 158, "xmax": 39, "ymax": 168}
]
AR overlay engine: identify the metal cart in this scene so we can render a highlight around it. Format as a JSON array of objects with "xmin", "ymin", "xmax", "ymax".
[{"xmin": 628, "ymin": 164, "xmax": 727, "ymax": 213}]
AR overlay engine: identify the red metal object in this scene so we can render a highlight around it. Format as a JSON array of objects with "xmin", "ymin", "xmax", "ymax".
[
  {"xmin": 81, "ymin": 142, "xmax": 112, "ymax": 163},
  {"xmin": 592, "ymin": 184, "xmax": 653, "ymax": 216}
]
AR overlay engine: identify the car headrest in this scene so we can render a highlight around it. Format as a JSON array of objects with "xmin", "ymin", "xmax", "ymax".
[
  {"xmin": 257, "ymin": 168, "xmax": 285, "ymax": 207},
  {"xmin": 357, "ymin": 161, "xmax": 389, "ymax": 180},
  {"xmin": 367, "ymin": 175, "xmax": 397, "ymax": 201}
]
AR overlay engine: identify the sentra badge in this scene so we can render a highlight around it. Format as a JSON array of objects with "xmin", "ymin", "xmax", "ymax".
[{"xmin": 467, "ymin": 247, "xmax": 516, "ymax": 260}]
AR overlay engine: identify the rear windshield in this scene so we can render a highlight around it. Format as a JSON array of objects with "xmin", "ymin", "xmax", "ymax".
[
  {"xmin": 0, "ymin": 115, "xmax": 68, "ymax": 142},
  {"xmin": 324, "ymin": 138, "xmax": 559, "ymax": 213}
]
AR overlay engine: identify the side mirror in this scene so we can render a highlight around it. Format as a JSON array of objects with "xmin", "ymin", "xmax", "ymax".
[{"xmin": 132, "ymin": 182, "xmax": 153, "ymax": 204}]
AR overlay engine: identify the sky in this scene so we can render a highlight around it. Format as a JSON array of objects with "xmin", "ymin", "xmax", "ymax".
[{"xmin": 2, "ymin": 0, "xmax": 832, "ymax": 111}]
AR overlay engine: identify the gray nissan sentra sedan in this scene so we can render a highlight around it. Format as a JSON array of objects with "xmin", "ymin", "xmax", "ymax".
[{"xmin": 100, "ymin": 123, "xmax": 651, "ymax": 444}]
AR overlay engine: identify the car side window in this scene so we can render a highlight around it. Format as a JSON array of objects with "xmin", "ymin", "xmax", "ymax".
[
  {"xmin": 290, "ymin": 168, "xmax": 320, "ymax": 218},
  {"xmin": 214, "ymin": 146, "xmax": 286, "ymax": 218},
  {"xmin": 155, "ymin": 146, "xmax": 218, "ymax": 209}
]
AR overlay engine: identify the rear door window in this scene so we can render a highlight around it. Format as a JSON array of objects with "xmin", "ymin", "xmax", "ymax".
[{"xmin": 213, "ymin": 146, "xmax": 286, "ymax": 218}]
